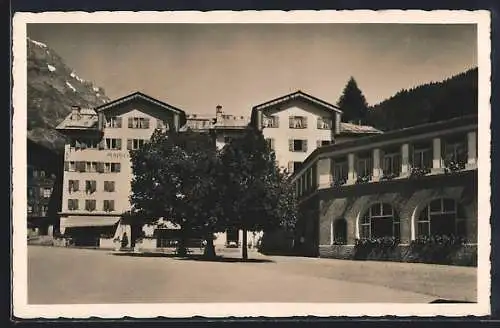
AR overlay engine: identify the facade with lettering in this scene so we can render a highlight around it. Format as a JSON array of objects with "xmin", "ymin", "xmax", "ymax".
[
  {"xmin": 56, "ymin": 92, "xmax": 186, "ymax": 247},
  {"xmin": 283, "ymin": 115, "xmax": 478, "ymax": 264},
  {"xmin": 250, "ymin": 90, "xmax": 382, "ymax": 175}
]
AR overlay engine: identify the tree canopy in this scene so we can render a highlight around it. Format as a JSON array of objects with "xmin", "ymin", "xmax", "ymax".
[{"xmin": 336, "ymin": 77, "xmax": 369, "ymax": 124}]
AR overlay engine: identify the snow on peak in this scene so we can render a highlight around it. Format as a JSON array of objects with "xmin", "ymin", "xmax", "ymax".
[
  {"xmin": 65, "ymin": 81, "xmax": 76, "ymax": 92},
  {"xmin": 27, "ymin": 38, "xmax": 47, "ymax": 48},
  {"xmin": 96, "ymin": 93, "xmax": 100, "ymax": 97},
  {"xmin": 47, "ymin": 64, "xmax": 56, "ymax": 72},
  {"xmin": 93, "ymin": 86, "xmax": 100, "ymax": 92},
  {"xmin": 70, "ymin": 71, "xmax": 85, "ymax": 83}
]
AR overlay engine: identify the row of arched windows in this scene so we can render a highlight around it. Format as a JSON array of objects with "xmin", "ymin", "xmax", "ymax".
[{"xmin": 333, "ymin": 198, "xmax": 468, "ymax": 243}]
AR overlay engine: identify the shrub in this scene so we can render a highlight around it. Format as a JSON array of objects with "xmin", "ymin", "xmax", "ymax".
[
  {"xmin": 409, "ymin": 166, "xmax": 431, "ymax": 179},
  {"xmin": 353, "ymin": 236, "xmax": 399, "ymax": 260},
  {"xmin": 444, "ymin": 159, "xmax": 466, "ymax": 174},
  {"xmin": 355, "ymin": 175, "xmax": 371, "ymax": 184},
  {"xmin": 409, "ymin": 234, "xmax": 467, "ymax": 264},
  {"xmin": 380, "ymin": 172, "xmax": 398, "ymax": 181},
  {"xmin": 331, "ymin": 178, "xmax": 347, "ymax": 188}
]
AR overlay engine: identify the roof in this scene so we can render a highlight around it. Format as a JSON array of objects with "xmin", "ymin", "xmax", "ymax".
[
  {"xmin": 340, "ymin": 122, "xmax": 383, "ymax": 135},
  {"xmin": 56, "ymin": 108, "xmax": 98, "ymax": 130},
  {"xmin": 95, "ymin": 91, "xmax": 186, "ymax": 116},
  {"xmin": 252, "ymin": 90, "xmax": 343, "ymax": 114}
]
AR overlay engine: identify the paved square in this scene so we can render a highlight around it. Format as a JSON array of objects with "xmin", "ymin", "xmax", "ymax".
[{"xmin": 27, "ymin": 246, "xmax": 477, "ymax": 304}]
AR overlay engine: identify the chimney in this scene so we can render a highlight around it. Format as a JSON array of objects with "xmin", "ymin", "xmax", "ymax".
[
  {"xmin": 216, "ymin": 105, "xmax": 223, "ymax": 123},
  {"xmin": 71, "ymin": 105, "xmax": 81, "ymax": 120}
]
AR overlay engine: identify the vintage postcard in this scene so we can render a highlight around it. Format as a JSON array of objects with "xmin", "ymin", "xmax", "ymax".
[{"xmin": 12, "ymin": 10, "xmax": 491, "ymax": 318}]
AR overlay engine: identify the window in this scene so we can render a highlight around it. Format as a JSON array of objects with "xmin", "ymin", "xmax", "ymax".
[
  {"xmin": 287, "ymin": 161, "xmax": 302, "ymax": 174},
  {"xmin": 68, "ymin": 180, "xmax": 79, "ymax": 193},
  {"xmin": 265, "ymin": 138, "xmax": 275, "ymax": 151},
  {"xmin": 317, "ymin": 117, "xmax": 332, "ymax": 130},
  {"xmin": 127, "ymin": 139, "xmax": 146, "ymax": 150},
  {"xmin": 42, "ymin": 188, "xmax": 52, "ymax": 198},
  {"xmin": 263, "ymin": 115, "xmax": 279, "ymax": 128},
  {"xmin": 85, "ymin": 199, "xmax": 97, "ymax": 212},
  {"xmin": 333, "ymin": 219, "xmax": 347, "ymax": 244},
  {"xmin": 289, "ymin": 116, "xmax": 307, "ymax": 129},
  {"xmin": 156, "ymin": 119, "xmax": 169, "ymax": 131},
  {"xmin": 417, "ymin": 198, "xmax": 465, "ymax": 238},
  {"xmin": 333, "ymin": 160, "xmax": 348, "ymax": 183},
  {"xmin": 289, "ymin": 139, "xmax": 308, "ymax": 152},
  {"xmin": 360, "ymin": 203, "xmax": 400, "ymax": 240},
  {"xmin": 104, "ymin": 181, "xmax": 115, "ymax": 192},
  {"xmin": 383, "ymin": 152, "xmax": 401, "ymax": 176},
  {"xmin": 413, "ymin": 146, "xmax": 432, "ymax": 169},
  {"xmin": 40, "ymin": 205, "xmax": 48, "ymax": 216},
  {"xmin": 103, "ymin": 200, "xmax": 115, "ymax": 212},
  {"xmin": 128, "ymin": 117, "xmax": 150, "ymax": 129},
  {"xmin": 85, "ymin": 162, "xmax": 98, "ymax": 173},
  {"xmin": 85, "ymin": 180, "xmax": 97, "ymax": 194},
  {"xmin": 317, "ymin": 140, "xmax": 331, "ymax": 148},
  {"xmin": 105, "ymin": 138, "xmax": 122, "ymax": 150},
  {"xmin": 28, "ymin": 187, "xmax": 35, "ymax": 198},
  {"xmin": 28, "ymin": 205, "xmax": 33, "ymax": 214},
  {"xmin": 40, "ymin": 170, "xmax": 45, "ymax": 178},
  {"xmin": 64, "ymin": 161, "xmax": 76, "ymax": 172},
  {"xmin": 106, "ymin": 116, "xmax": 122, "ymax": 128},
  {"xmin": 68, "ymin": 199, "xmax": 79, "ymax": 211},
  {"xmin": 104, "ymin": 163, "xmax": 121, "ymax": 173},
  {"xmin": 357, "ymin": 156, "xmax": 373, "ymax": 178},
  {"xmin": 444, "ymin": 137, "xmax": 467, "ymax": 164}
]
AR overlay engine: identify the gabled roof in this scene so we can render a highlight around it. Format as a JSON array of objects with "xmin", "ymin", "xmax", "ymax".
[
  {"xmin": 252, "ymin": 90, "xmax": 343, "ymax": 114},
  {"xmin": 94, "ymin": 91, "xmax": 186, "ymax": 116}
]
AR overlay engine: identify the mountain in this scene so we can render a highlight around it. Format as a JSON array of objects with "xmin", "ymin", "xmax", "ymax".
[
  {"xmin": 367, "ymin": 68, "xmax": 478, "ymax": 131},
  {"xmin": 27, "ymin": 37, "xmax": 110, "ymax": 151}
]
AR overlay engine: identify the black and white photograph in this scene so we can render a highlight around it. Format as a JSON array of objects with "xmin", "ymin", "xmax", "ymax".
[{"xmin": 12, "ymin": 10, "xmax": 491, "ymax": 318}]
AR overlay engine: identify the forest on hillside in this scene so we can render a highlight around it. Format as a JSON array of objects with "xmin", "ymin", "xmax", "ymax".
[{"xmin": 366, "ymin": 67, "xmax": 478, "ymax": 131}]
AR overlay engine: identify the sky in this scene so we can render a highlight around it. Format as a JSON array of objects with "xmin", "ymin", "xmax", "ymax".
[{"xmin": 27, "ymin": 23, "xmax": 477, "ymax": 116}]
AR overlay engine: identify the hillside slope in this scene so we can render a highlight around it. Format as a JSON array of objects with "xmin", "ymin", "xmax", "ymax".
[
  {"xmin": 367, "ymin": 68, "xmax": 478, "ymax": 131},
  {"xmin": 27, "ymin": 37, "xmax": 110, "ymax": 151}
]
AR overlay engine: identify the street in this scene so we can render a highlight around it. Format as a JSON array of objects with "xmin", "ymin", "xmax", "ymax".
[{"xmin": 28, "ymin": 246, "xmax": 477, "ymax": 304}]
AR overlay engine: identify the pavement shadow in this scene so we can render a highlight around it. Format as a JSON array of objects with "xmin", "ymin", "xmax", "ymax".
[
  {"xmin": 111, "ymin": 252, "xmax": 275, "ymax": 263},
  {"xmin": 429, "ymin": 299, "xmax": 476, "ymax": 303}
]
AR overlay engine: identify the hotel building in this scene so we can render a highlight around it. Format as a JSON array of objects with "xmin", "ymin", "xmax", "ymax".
[
  {"xmin": 285, "ymin": 114, "xmax": 478, "ymax": 264},
  {"xmin": 55, "ymin": 92, "xmax": 186, "ymax": 247}
]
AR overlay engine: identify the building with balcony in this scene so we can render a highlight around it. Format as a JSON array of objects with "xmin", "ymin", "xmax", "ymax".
[
  {"xmin": 27, "ymin": 137, "xmax": 63, "ymax": 237},
  {"xmin": 56, "ymin": 92, "xmax": 186, "ymax": 247},
  {"xmin": 285, "ymin": 114, "xmax": 478, "ymax": 263},
  {"xmin": 251, "ymin": 90, "xmax": 381, "ymax": 175}
]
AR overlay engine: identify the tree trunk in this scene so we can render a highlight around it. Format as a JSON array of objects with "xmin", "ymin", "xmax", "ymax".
[
  {"xmin": 177, "ymin": 225, "xmax": 188, "ymax": 257},
  {"xmin": 203, "ymin": 233, "xmax": 216, "ymax": 258},
  {"xmin": 242, "ymin": 228, "xmax": 248, "ymax": 260}
]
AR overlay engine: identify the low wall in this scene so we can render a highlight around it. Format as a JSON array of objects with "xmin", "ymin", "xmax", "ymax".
[
  {"xmin": 99, "ymin": 238, "xmax": 117, "ymax": 250},
  {"xmin": 135, "ymin": 238, "xmax": 158, "ymax": 251},
  {"xmin": 319, "ymin": 244, "xmax": 477, "ymax": 267}
]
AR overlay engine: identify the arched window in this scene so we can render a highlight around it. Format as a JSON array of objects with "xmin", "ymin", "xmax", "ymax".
[
  {"xmin": 360, "ymin": 203, "xmax": 400, "ymax": 240},
  {"xmin": 417, "ymin": 198, "xmax": 466, "ymax": 237}
]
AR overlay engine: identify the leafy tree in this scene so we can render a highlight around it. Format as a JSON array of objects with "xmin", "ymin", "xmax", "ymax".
[
  {"xmin": 219, "ymin": 127, "xmax": 299, "ymax": 260},
  {"xmin": 336, "ymin": 77, "xmax": 369, "ymax": 124},
  {"xmin": 129, "ymin": 129, "xmax": 224, "ymax": 257}
]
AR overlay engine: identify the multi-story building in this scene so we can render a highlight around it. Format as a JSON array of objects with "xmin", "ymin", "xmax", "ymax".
[
  {"xmin": 283, "ymin": 114, "xmax": 478, "ymax": 264},
  {"xmin": 56, "ymin": 91, "xmax": 186, "ymax": 247},
  {"xmin": 251, "ymin": 90, "xmax": 381, "ymax": 175},
  {"xmin": 27, "ymin": 137, "xmax": 63, "ymax": 237}
]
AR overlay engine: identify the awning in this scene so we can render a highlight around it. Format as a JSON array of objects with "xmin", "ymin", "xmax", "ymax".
[{"xmin": 60, "ymin": 216, "xmax": 121, "ymax": 229}]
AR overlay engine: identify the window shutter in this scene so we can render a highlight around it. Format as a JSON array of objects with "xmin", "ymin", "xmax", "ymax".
[
  {"xmin": 144, "ymin": 118, "xmax": 150, "ymax": 129},
  {"xmin": 74, "ymin": 180, "xmax": 79, "ymax": 191},
  {"xmin": 128, "ymin": 117, "xmax": 133, "ymax": 128},
  {"xmin": 289, "ymin": 139, "xmax": 293, "ymax": 151},
  {"xmin": 303, "ymin": 117, "xmax": 308, "ymax": 128},
  {"xmin": 110, "ymin": 181, "xmax": 115, "ymax": 192},
  {"xmin": 127, "ymin": 139, "xmax": 133, "ymax": 150},
  {"xmin": 117, "ymin": 117, "xmax": 122, "ymax": 128},
  {"xmin": 110, "ymin": 200, "xmax": 115, "ymax": 211},
  {"xmin": 74, "ymin": 199, "xmax": 79, "ymax": 210},
  {"xmin": 288, "ymin": 161, "xmax": 293, "ymax": 174},
  {"xmin": 303, "ymin": 140, "xmax": 308, "ymax": 152},
  {"xmin": 116, "ymin": 139, "xmax": 122, "ymax": 150},
  {"xmin": 289, "ymin": 116, "xmax": 294, "ymax": 128},
  {"xmin": 92, "ymin": 181, "xmax": 97, "ymax": 191},
  {"xmin": 64, "ymin": 161, "xmax": 69, "ymax": 171}
]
